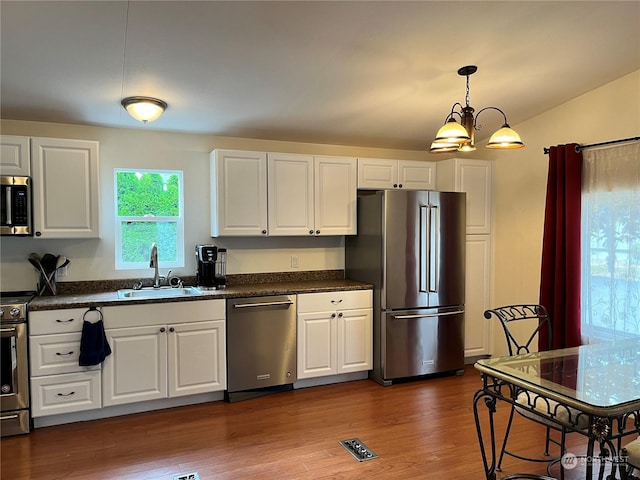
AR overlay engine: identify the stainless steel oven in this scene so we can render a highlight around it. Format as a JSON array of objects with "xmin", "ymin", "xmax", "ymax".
[{"xmin": 1, "ymin": 291, "xmax": 34, "ymax": 436}]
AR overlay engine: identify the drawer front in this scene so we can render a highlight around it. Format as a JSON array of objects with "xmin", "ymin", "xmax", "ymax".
[
  {"xmin": 29, "ymin": 308, "xmax": 102, "ymax": 335},
  {"xmin": 30, "ymin": 333, "xmax": 100, "ymax": 376},
  {"xmin": 31, "ymin": 371, "xmax": 101, "ymax": 417},
  {"xmin": 102, "ymin": 299, "xmax": 225, "ymax": 329},
  {"xmin": 298, "ymin": 290, "xmax": 372, "ymax": 314}
]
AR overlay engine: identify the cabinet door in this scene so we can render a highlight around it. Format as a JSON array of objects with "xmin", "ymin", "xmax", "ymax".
[
  {"xmin": 457, "ymin": 160, "xmax": 492, "ymax": 234},
  {"xmin": 103, "ymin": 325, "xmax": 167, "ymax": 406},
  {"xmin": 357, "ymin": 158, "xmax": 397, "ymax": 189},
  {"xmin": 0, "ymin": 135, "xmax": 30, "ymax": 176},
  {"xmin": 31, "ymin": 137, "xmax": 100, "ymax": 238},
  {"xmin": 337, "ymin": 308, "xmax": 372, "ymax": 374},
  {"xmin": 267, "ymin": 153, "xmax": 314, "ymax": 236},
  {"xmin": 437, "ymin": 158, "xmax": 492, "ymax": 234},
  {"xmin": 168, "ymin": 320, "xmax": 226, "ymax": 397},
  {"xmin": 211, "ymin": 149, "xmax": 267, "ymax": 236},
  {"xmin": 397, "ymin": 160, "xmax": 435, "ymax": 190},
  {"xmin": 314, "ymin": 156, "xmax": 357, "ymax": 235},
  {"xmin": 297, "ymin": 311, "xmax": 336, "ymax": 379},
  {"xmin": 464, "ymin": 235, "xmax": 492, "ymax": 358}
]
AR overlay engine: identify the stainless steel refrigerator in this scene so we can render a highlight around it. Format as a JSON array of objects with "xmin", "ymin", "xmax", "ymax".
[{"xmin": 345, "ymin": 190, "xmax": 466, "ymax": 385}]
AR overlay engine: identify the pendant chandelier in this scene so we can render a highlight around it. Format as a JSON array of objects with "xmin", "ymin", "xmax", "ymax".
[{"xmin": 429, "ymin": 66, "xmax": 524, "ymax": 153}]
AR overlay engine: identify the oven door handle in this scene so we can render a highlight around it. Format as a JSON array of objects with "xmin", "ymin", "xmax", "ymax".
[
  {"xmin": 0, "ymin": 327, "xmax": 17, "ymax": 334},
  {"xmin": 0, "ymin": 414, "xmax": 19, "ymax": 421}
]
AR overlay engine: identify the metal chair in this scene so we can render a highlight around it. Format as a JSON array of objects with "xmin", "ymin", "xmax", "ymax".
[
  {"xmin": 484, "ymin": 304, "xmax": 589, "ymax": 479},
  {"xmin": 621, "ymin": 437, "xmax": 640, "ymax": 480}
]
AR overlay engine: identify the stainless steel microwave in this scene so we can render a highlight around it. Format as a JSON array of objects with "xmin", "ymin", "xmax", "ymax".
[{"xmin": 1, "ymin": 175, "xmax": 32, "ymax": 236}]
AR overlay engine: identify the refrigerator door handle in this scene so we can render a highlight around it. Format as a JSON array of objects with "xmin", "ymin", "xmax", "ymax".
[
  {"xmin": 392, "ymin": 310, "xmax": 464, "ymax": 320},
  {"xmin": 429, "ymin": 204, "xmax": 439, "ymax": 293},
  {"xmin": 420, "ymin": 205, "xmax": 428, "ymax": 293}
]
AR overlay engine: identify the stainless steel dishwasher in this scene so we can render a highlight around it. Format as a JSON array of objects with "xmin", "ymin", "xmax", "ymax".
[{"xmin": 226, "ymin": 295, "xmax": 297, "ymax": 402}]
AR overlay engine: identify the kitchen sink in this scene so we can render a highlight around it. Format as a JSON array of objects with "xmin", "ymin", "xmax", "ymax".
[{"xmin": 117, "ymin": 286, "xmax": 204, "ymax": 299}]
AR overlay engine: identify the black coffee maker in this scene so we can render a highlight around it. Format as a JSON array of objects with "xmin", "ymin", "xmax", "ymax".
[{"xmin": 195, "ymin": 244, "xmax": 227, "ymax": 289}]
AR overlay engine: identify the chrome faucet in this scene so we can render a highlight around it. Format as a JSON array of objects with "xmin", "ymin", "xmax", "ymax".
[{"xmin": 149, "ymin": 242, "xmax": 161, "ymax": 288}]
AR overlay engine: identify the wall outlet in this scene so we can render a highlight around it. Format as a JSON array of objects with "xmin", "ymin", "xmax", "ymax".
[
  {"xmin": 290, "ymin": 255, "xmax": 299, "ymax": 268},
  {"xmin": 57, "ymin": 265, "xmax": 68, "ymax": 277}
]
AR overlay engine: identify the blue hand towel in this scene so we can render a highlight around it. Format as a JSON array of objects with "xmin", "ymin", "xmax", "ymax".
[{"xmin": 79, "ymin": 319, "xmax": 111, "ymax": 366}]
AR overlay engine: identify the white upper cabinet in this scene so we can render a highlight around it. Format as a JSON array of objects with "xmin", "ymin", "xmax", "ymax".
[
  {"xmin": 357, "ymin": 158, "xmax": 435, "ymax": 190},
  {"xmin": 211, "ymin": 149, "xmax": 268, "ymax": 236},
  {"xmin": 212, "ymin": 150, "xmax": 356, "ymax": 236},
  {"xmin": 0, "ymin": 135, "xmax": 30, "ymax": 176},
  {"xmin": 268, "ymin": 152, "xmax": 314, "ymax": 236},
  {"xmin": 436, "ymin": 157, "xmax": 492, "ymax": 234},
  {"xmin": 313, "ymin": 156, "xmax": 357, "ymax": 235},
  {"xmin": 31, "ymin": 137, "xmax": 100, "ymax": 238}
]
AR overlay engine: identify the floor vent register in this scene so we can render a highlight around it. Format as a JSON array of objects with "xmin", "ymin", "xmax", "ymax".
[
  {"xmin": 339, "ymin": 438, "xmax": 379, "ymax": 462},
  {"xmin": 174, "ymin": 473, "xmax": 200, "ymax": 480}
]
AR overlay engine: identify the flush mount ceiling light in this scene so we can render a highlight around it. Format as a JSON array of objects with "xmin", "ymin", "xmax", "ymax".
[
  {"xmin": 121, "ymin": 96, "xmax": 168, "ymax": 123},
  {"xmin": 429, "ymin": 65, "xmax": 524, "ymax": 153}
]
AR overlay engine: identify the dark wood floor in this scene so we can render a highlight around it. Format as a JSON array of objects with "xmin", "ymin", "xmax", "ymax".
[{"xmin": 0, "ymin": 366, "xmax": 612, "ymax": 479}]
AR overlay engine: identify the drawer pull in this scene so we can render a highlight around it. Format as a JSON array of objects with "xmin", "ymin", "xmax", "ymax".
[
  {"xmin": 55, "ymin": 318, "xmax": 75, "ymax": 323},
  {"xmin": 57, "ymin": 391, "xmax": 76, "ymax": 397},
  {"xmin": 55, "ymin": 351, "xmax": 74, "ymax": 356},
  {"xmin": 1, "ymin": 414, "xmax": 19, "ymax": 421},
  {"xmin": 331, "ymin": 299, "xmax": 343, "ymax": 304}
]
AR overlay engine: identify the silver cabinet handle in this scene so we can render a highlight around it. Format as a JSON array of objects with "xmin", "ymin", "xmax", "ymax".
[
  {"xmin": 1, "ymin": 414, "xmax": 19, "ymax": 421},
  {"xmin": 234, "ymin": 300, "xmax": 293, "ymax": 309}
]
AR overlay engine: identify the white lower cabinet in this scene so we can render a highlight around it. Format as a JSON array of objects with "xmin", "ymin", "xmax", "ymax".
[
  {"xmin": 102, "ymin": 300, "xmax": 226, "ymax": 407},
  {"xmin": 297, "ymin": 290, "xmax": 372, "ymax": 379},
  {"xmin": 29, "ymin": 308, "xmax": 103, "ymax": 417}
]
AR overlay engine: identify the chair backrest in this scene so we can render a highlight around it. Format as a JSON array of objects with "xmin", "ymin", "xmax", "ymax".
[{"xmin": 484, "ymin": 304, "xmax": 552, "ymax": 356}]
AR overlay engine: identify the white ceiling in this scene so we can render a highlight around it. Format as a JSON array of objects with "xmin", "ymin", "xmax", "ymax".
[{"xmin": 1, "ymin": 1, "xmax": 639, "ymax": 151}]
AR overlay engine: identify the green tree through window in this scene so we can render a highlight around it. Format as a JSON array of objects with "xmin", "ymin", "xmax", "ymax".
[{"xmin": 115, "ymin": 169, "xmax": 184, "ymax": 269}]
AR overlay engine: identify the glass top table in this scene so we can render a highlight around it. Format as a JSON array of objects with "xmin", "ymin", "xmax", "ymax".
[
  {"xmin": 473, "ymin": 338, "xmax": 640, "ymax": 479},
  {"xmin": 476, "ymin": 338, "xmax": 640, "ymax": 416}
]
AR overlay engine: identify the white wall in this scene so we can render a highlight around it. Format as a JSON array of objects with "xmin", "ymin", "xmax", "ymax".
[
  {"xmin": 0, "ymin": 120, "xmax": 428, "ymax": 291},
  {"xmin": 485, "ymin": 70, "xmax": 640, "ymax": 356}
]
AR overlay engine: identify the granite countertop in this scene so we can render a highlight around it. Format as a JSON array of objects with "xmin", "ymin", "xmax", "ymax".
[{"xmin": 29, "ymin": 273, "xmax": 372, "ymax": 311}]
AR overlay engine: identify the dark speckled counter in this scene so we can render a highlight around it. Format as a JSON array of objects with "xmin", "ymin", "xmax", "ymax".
[{"xmin": 29, "ymin": 273, "xmax": 372, "ymax": 311}]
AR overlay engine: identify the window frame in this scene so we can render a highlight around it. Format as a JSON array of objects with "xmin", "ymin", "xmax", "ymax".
[{"xmin": 114, "ymin": 168, "xmax": 185, "ymax": 270}]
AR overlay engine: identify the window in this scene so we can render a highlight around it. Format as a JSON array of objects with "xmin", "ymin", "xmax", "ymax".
[
  {"xmin": 581, "ymin": 143, "xmax": 640, "ymax": 342},
  {"xmin": 115, "ymin": 169, "xmax": 184, "ymax": 270}
]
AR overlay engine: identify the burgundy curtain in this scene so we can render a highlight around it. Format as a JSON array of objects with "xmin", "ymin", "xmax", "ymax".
[{"xmin": 539, "ymin": 144, "xmax": 583, "ymax": 350}]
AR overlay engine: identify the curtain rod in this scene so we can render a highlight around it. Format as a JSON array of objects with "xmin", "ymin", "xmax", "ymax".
[{"xmin": 543, "ymin": 136, "xmax": 640, "ymax": 155}]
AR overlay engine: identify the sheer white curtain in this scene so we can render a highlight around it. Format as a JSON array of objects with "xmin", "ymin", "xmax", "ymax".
[{"xmin": 581, "ymin": 141, "xmax": 640, "ymax": 343}]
